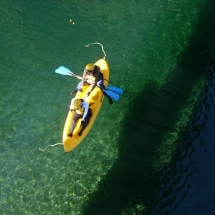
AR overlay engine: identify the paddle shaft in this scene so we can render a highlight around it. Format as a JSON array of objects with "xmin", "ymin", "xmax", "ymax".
[
  {"xmin": 71, "ymin": 74, "xmax": 82, "ymax": 80},
  {"xmin": 71, "ymin": 73, "xmax": 96, "ymax": 84}
]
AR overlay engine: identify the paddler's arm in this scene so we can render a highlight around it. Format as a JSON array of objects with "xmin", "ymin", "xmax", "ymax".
[
  {"xmin": 94, "ymin": 68, "xmax": 100, "ymax": 84},
  {"xmin": 81, "ymin": 101, "xmax": 89, "ymax": 121},
  {"xmin": 87, "ymin": 68, "xmax": 100, "ymax": 95},
  {"xmin": 69, "ymin": 98, "xmax": 75, "ymax": 111},
  {"xmin": 79, "ymin": 69, "xmax": 87, "ymax": 91}
]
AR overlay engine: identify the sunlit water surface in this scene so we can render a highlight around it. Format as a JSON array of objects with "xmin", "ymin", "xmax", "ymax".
[{"xmin": 1, "ymin": 0, "xmax": 215, "ymax": 214}]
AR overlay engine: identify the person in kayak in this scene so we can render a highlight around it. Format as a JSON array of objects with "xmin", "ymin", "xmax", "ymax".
[
  {"xmin": 71, "ymin": 63, "xmax": 113, "ymax": 104},
  {"xmin": 67, "ymin": 98, "xmax": 92, "ymax": 137}
]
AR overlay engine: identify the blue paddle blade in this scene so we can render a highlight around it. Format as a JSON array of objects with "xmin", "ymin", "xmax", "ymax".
[
  {"xmin": 55, "ymin": 68, "xmax": 72, "ymax": 76},
  {"xmin": 103, "ymin": 90, "xmax": 120, "ymax": 101},
  {"xmin": 58, "ymin": 66, "xmax": 74, "ymax": 74},
  {"xmin": 59, "ymin": 66, "xmax": 71, "ymax": 72},
  {"xmin": 107, "ymin": 86, "xmax": 123, "ymax": 94}
]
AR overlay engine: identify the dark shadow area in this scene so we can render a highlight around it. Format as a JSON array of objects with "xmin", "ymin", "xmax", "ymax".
[
  {"xmin": 82, "ymin": 0, "xmax": 215, "ymax": 214},
  {"xmin": 152, "ymin": 45, "xmax": 215, "ymax": 214}
]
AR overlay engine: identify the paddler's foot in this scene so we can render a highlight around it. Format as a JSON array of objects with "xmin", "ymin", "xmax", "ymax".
[
  {"xmin": 67, "ymin": 133, "xmax": 73, "ymax": 137},
  {"xmin": 70, "ymin": 89, "xmax": 78, "ymax": 95}
]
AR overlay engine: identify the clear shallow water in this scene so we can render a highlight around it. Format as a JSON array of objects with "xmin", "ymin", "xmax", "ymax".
[{"xmin": 1, "ymin": 0, "xmax": 215, "ymax": 214}]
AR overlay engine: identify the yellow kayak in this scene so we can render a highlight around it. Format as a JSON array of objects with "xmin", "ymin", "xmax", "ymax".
[{"xmin": 62, "ymin": 59, "xmax": 109, "ymax": 152}]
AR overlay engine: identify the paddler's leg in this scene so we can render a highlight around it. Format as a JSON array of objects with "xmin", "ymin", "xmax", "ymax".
[
  {"xmin": 78, "ymin": 109, "xmax": 92, "ymax": 136},
  {"xmin": 71, "ymin": 81, "xmax": 88, "ymax": 95},
  {"xmin": 97, "ymin": 80, "xmax": 113, "ymax": 105},
  {"xmin": 71, "ymin": 82, "xmax": 81, "ymax": 95},
  {"xmin": 97, "ymin": 80, "xmax": 106, "ymax": 90},
  {"xmin": 68, "ymin": 112, "xmax": 82, "ymax": 137}
]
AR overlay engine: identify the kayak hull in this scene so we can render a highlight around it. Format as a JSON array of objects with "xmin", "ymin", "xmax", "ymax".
[{"xmin": 62, "ymin": 59, "xmax": 109, "ymax": 152}]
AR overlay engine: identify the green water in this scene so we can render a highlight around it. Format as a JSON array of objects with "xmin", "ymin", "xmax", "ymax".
[{"xmin": 0, "ymin": 0, "xmax": 209, "ymax": 214}]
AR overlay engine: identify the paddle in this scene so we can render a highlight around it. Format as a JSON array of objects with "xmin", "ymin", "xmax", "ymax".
[
  {"xmin": 55, "ymin": 66, "xmax": 122, "ymax": 100},
  {"xmin": 107, "ymin": 86, "xmax": 123, "ymax": 95},
  {"xmin": 103, "ymin": 90, "xmax": 119, "ymax": 101},
  {"xmin": 55, "ymin": 66, "xmax": 82, "ymax": 79}
]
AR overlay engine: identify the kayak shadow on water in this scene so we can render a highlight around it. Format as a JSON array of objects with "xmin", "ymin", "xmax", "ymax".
[
  {"xmin": 82, "ymin": 70, "xmax": 199, "ymax": 215},
  {"xmin": 81, "ymin": 0, "xmax": 215, "ymax": 214}
]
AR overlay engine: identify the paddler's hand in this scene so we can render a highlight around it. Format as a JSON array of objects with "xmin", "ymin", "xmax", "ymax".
[{"xmin": 78, "ymin": 87, "xmax": 83, "ymax": 92}]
